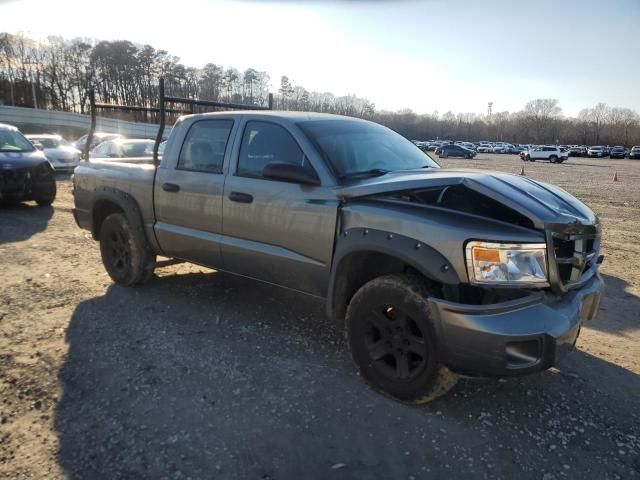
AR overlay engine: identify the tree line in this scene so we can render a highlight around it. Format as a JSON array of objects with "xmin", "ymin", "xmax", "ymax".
[{"xmin": 1, "ymin": 32, "xmax": 639, "ymax": 146}]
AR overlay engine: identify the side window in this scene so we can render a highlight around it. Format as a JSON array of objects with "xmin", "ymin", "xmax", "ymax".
[
  {"xmin": 178, "ymin": 119, "xmax": 234, "ymax": 173},
  {"xmin": 237, "ymin": 121, "xmax": 305, "ymax": 178},
  {"xmin": 108, "ymin": 143, "xmax": 120, "ymax": 157},
  {"xmin": 92, "ymin": 142, "xmax": 109, "ymax": 156}
]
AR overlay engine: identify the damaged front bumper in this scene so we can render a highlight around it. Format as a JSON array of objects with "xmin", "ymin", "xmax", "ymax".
[{"xmin": 428, "ymin": 272, "xmax": 603, "ymax": 376}]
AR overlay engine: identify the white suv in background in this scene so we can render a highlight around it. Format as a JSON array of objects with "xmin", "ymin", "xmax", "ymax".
[{"xmin": 520, "ymin": 146, "xmax": 569, "ymax": 163}]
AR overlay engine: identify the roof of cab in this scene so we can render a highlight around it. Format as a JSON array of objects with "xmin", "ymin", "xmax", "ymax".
[
  {"xmin": 182, "ymin": 110, "xmax": 368, "ymax": 123},
  {"xmin": 25, "ymin": 133, "xmax": 62, "ymax": 139}
]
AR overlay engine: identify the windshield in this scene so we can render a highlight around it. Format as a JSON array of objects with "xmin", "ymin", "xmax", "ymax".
[
  {"xmin": 120, "ymin": 141, "xmax": 154, "ymax": 157},
  {"xmin": 298, "ymin": 119, "xmax": 439, "ymax": 178},
  {"xmin": 0, "ymin": 129, "xmax": 36, "ymax": 153},
  {"xmin": 30, "ymin": 137, "xmax": 71, "ymax": 149}
]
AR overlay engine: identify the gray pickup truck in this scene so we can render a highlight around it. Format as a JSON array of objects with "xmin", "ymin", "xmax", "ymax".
[{"xmin": 73, "ymin": 110, "xmax": 603, "ymax": 403}]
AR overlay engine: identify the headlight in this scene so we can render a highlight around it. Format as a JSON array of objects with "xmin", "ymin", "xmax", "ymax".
[{"xmin": 465, "ymin": 241, "xmax": 548, "ymax": 286}]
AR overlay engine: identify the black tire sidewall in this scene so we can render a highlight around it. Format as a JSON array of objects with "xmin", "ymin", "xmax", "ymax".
[
  {"xmin": 347, "ymin": 276, "xmax": 440, "ymax": 402},
  {"xmin": 99, "ymin": 213, "xmax": 153, "ymax": 285},
  {"xmin": 36, "ymin": 180, "xmax": 56, "ymax": 206}
]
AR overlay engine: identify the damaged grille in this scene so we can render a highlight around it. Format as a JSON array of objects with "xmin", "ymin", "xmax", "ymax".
[{"xmin": 548, "ymin": 230, "xmax": 599, "ymax": 291}]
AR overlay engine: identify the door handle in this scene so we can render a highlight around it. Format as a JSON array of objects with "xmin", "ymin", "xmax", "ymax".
[
  {"xmin": 229, "ymin": 191, "xmax": 253, "ymax": 203},
  {"xmin": 162, "ymin": 182, "xmax": 180, "ymax": 192}
]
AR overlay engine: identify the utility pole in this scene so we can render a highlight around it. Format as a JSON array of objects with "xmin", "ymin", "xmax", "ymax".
[
  {"xmin": 24, "ymin": 57, "xmax": 38, "ymax": 109},
  {"xmin": 30, "ymin": 71, "xmax": 38, "ymax": 109}
]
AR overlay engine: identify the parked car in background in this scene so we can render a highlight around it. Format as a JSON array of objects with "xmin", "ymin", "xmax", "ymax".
[
  {"xmin": 609, "ymin": 146, "xmax": 626, "ymax": 159},
  {"xmin": 412, "ymin": 141, "xmax": 425, "ymax": 150},
  {"xmin": 89, "ymin": 139, "xmax": 155, "ymax": 161},
  {"xmin": 455, "ymin": 141, "xmax": 476, "ymax": 151},
  {"xmin": 510, "ymin": 145, "xmax": 525, "ymax": 154},
  {"xmin": 476, "ymin": 144, "xmax": 494, "ymax": 153},
  {"xmin": 587, "ymin": 146, "xmax": 607, "ymax": 158},
  {"xmin": 425, "ymin": 141, "xmax": 443, "ymax": 151},
  {"xmin": 0, "ymin": 123, "xmax": 56, "ymax": 206},
  {"xmin": 25, "ymin": 134, "xmax": 81, "ymax": 172},
  {"xmin": 438, "ymin": 144, "xmax": 476, "ymax": 159},
  {"xmin": 73, "ymin": 132, "xmax": 123, "ymax": 151},
  {"xmin": 520, "ymin": 146, "xmax": 569, "ymax": 163},
  {"xmin": 434, "ymin": 142, "xmax": 455, "ymax": 155},
  {"xmin": 569, "ymin": 146, "xmax": 587, "ymax": 157},
  {"xmin": 629, "ymin": 146, "xmax": 640, "ymax": 159},
  {"xmin": 491, "ymin": 143, "xmax": 509, "ymax": 154}
]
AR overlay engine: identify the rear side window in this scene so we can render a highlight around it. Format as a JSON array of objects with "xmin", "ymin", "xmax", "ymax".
[
  {"xmin": 91, "ymin": 142, "xmax": 110, "ymax": 156},
  {"xmin": 237, "ymin": 121, "xmax": 305, "ymax": 178},
  {"xmin": 178, "ymin": 120, "xmax": 234, "ymax": 173}
]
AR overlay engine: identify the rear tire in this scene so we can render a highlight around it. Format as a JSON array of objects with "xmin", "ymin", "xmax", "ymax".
[
  {"xmin": 346, "ymin": 274, "xmax": 458, "ymax": 404},
  {"xmin": 99, "ymin": 213, "xmax": 155, "ymax": 286}
]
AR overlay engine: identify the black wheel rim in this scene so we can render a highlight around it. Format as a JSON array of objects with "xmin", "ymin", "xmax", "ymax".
[
  {"xmin": 364, "ymin": 306, "xmax": 429, "ymax": 381},
  {"xmin": 106, "ymin": 228, "xmax": 131, "ymax": 274}
]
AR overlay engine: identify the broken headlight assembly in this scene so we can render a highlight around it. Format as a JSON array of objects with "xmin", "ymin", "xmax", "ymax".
[{"xmin": 465, "ymin": 241, "xmax": 548, "ymax": 287}]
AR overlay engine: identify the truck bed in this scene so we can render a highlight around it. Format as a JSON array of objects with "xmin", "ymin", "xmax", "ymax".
[{"xmin": 73, "ymin": 160, "xmax": 157, "ymax": 239}]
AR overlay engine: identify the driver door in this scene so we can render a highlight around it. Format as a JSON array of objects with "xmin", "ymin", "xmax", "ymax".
[
  {"xmin": 221, "ymin": 119, "xmax": 337, "ymax": 296},
  {"xmin": 530, "ymin": 147, "xmax": 543, "ymax": 160}
]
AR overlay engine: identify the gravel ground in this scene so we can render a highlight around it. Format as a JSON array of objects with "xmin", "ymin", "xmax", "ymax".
[{"xmin": 0, "ymin": 155, "xmax": 638, "ymax": 479}]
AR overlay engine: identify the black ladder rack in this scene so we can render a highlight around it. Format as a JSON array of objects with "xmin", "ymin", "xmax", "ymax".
[{"xmin": 85, "ymin": 77, "xmax": 274, "ymax": 166}]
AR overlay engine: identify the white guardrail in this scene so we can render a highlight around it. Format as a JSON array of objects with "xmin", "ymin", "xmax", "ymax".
[{"xmin": 0, "ymin": 105, "xmax": 171, "ymax": 137}]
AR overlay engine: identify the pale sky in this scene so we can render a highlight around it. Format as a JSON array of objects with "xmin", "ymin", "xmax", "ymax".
[{"xmin": 2, "ymin": 0, "xmax": 639, "ymax": 116}]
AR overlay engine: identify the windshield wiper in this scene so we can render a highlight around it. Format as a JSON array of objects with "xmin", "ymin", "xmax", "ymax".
[{"xmin": 339, "ymin": 168, "xmax": 392, "ymax": 179}]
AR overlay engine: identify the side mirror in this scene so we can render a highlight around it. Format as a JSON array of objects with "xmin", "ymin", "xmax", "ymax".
[
  {"xmin": 262, "ymin": 162, "xmax": 320, "ymax": 186},
  {"xmin": 34, "ymin": 143, "xmax": 44, "ymax": 151}
]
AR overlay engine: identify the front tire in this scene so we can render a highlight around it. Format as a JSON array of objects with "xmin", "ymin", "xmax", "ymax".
[
  {"xmin": 99, "ymin": 213, "xmax": 155, "ymax": 286},
  {"xmin": 346, "ymin": 274, "xmax": 458, "ymax": 404},
  {"xmin": 36, "ymin": 181, "xmax": 56, "ymax": 206},
  {"xmin": 549, "ymin": 155, "xmax": 558, "ymax": 163}
]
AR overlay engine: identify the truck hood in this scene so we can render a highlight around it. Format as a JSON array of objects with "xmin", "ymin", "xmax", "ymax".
[
  {"xmin": 0, "ymin": 150, "xmax": 49, "ymax": 169},
  {"xmin": 335, "ymin": 168, "xmax": 597, "ymax": 230}
]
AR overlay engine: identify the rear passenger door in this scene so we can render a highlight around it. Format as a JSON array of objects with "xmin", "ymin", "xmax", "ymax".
[
  {"xmin": 154, "ymin": 118, "xmax": 236, "ymax": 268},
  {"xmin": 221, "ymin": 119, "xmax": 338, "ymax": 296}
]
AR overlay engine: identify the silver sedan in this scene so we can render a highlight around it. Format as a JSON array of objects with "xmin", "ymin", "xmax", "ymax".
[{"xmin": 26, "ymin": 134, "xmax": 81, "ymax": 172}]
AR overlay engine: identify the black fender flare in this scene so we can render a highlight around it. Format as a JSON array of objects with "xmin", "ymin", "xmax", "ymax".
[
  {"xmin": 327, "ymin": 228, "xmax": 461, "ymax": 319},
  {"xmin": 90, "ymin": 187, "xmax": 152, "ymax": 250}
]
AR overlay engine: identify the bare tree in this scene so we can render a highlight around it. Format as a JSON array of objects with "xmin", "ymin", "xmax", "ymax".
[
  {"xmin": 523, "ymin": 98, "xmax": 562, "ymax": 143},
  {"xmin": 0, "ymin": 32, "xmax": 639, "ymax": 146}
]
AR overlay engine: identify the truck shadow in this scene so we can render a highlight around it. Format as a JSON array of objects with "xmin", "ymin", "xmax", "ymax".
[
  {"xmin": 0, "ymin": 202, "xmax": 53, "ymax": 244},
  {"xmin": 54, "ymin": 270, "xmax": 640, "ymax": 479},
  {"xmin": 585, "ymin": 273, "xmax": 640, "ymax": 336}
]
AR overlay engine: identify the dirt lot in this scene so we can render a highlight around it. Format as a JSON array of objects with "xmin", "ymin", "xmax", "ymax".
[{"xmin": 1, "ymin": 155, "xmax": 638, "ymax": 479}]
